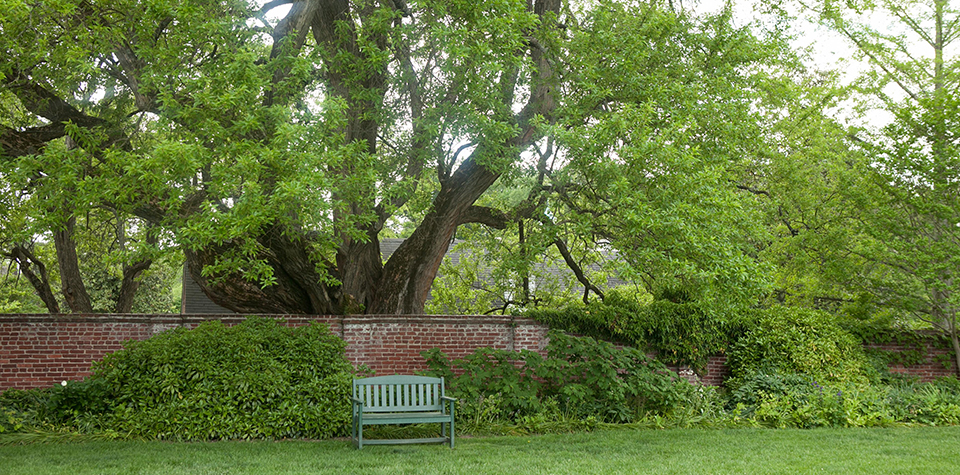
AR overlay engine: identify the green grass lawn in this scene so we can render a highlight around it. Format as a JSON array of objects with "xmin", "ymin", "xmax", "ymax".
[{"xmin": 1, "ymin": 426, "xmax": 957, "ymax": 475}]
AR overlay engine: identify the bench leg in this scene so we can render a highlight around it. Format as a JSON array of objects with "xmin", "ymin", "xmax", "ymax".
[{"xmin": 355, "ymin": 411, "xmax": 364, "ymax": 449}]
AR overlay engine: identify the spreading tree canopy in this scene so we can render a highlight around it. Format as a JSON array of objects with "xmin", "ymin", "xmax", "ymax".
[
  {"xmin": 810, "ymin": 0, "xmax": 960, "ymax": 369},
  {"xmin": 1, "ymin": 0, "xmax": 790, "ymax": 315}
]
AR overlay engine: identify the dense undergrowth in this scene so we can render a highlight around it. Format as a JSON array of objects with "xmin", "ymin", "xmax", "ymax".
[{"xmin": 3, "ymin": 311, "xmax": 960, "ymax": 445}]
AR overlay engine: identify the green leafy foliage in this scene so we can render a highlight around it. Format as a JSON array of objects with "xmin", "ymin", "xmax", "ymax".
[
  {"xmin": 0, "ymin": 389, "xmax": 43, "ymax": 435},
  {"xmin": 422, "ymin": 331, "xmax": 692, "ymax": 425},
  {"xmin": 839, "ymin": 305, "xmax": 949, "ymax": 371},
  {"xmin": 751, "ymin": 381, "xmax": 890, "ymax": 429},
  {"xmin": 727, "ymin": 307, "xmax": 869, "ymax": 389},
  {"xmin": 728, "ymin": 372, "xmax": 960, "ymax": 429},
  {"xmin": 0, "ymin": 317, "xmax": 354, "ymax": 441},
  {"xmin": 0, "ymin": 280, "xmax": 47, "ymax": 313},
  {"xmin": 525, "ymin": 289, "xmax": 745, "ymax": 370},
  {"xmin": 88, "ymin": 317, "xmax": 352, "ymax": 440},
  {"xmin": 777, "ymin": 0, "xmax": 960, "ymax": 375},
  {"xmin": 0, "ymin": 382, "xmax": 120, "ymax": 442}
]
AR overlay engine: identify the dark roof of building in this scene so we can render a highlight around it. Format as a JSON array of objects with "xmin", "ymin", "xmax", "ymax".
[{"xmin": 180, "ymin": 265, "xmax": 233, "ymax": 314}]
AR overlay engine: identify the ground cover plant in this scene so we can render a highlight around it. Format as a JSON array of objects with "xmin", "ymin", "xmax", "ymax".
[{"xmin": 2, "ymin": 427, "xmax": 960, "ymax": 475}]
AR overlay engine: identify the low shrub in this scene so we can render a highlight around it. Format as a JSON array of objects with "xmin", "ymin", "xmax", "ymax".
[
  {"xmin": 1, "ymin": 378, "xmax": 116, "ymax": 438},
  {"xmin": 724, "ymin": 373, "xmax": 960, "ymax": 429},
  {"xmin": 724, "ymin": 372, "xmax": 892, "ymax": 429},
  {"xmin": 726, "ymin": 306, "xmax": 869, "ymax": 390},
  {"xmin": 422, "ymin": 347, "xmax": 544, "ymax": 418},
  {"xmin": 726, "ymin": 371, "xmax": 813, "ymax": 410},
  {"xmin": 882, "ymin": 377, "xmax": 960, "ymax": 425},
  {"xmin": 1, "ymin": 317, "xmax": 354, "ymax": 442},
  {"xmin": 92, "ymin": 317, "xmax": 353, "ymax": 440},
  {"xmin": 422, "ymin": 330, "xmax": 693, "ymax": 426}
]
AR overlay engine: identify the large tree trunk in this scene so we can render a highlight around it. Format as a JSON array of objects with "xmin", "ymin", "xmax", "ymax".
[
  {"xmin": 371, "ymin": 161, "xmax": 502, "ymax": 315},
  {"xmin": 311, "ymin": 0, "xmax": 388, "ymax": 314},
  {"xmin": 369, "ymin": 0, "xmax": 560, "ymax": 315},
  {"xmin": 951, "ymin": 324, "xmax": 960, "ymax": 378},
  {"xmin": 54, "ymin": 216, "xmax": 94, "ymax": 313},
  {"xmin": 182, "ymin": 0, "xmax": 556, "ymax": 316},
  {"xmin": 114, "ymin": 260, "xmax": 152, "ymax": 313},
  {"xmin": 185, "ymin": 225, "xmax": 343, "ymax": 314},
  {"xmin": 10, "ymin": 0, "xmax": 559, "ymax": 317},
  {"xmin": 336, "ymin": 233, "xmax": 383, "ymax": 314}
]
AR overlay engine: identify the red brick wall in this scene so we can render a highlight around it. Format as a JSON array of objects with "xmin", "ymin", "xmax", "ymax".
[
  {"xmin": 1, "ymin": 314, "xmax": 955, "ymax": 392},
  {"xmin": 685, "ymin": 335, "xmax": 957, "ymax": 386},
  {"xmin": 865, "ymin": 332, "xmax": 957, "ymax": 382},
  {"xmin": 699, "ymin": 356, "xmax": 732, "ymax": 387},
  {"xmin": 338, "ymin": 315, "xmax": 548, "ymax": 375},
  {"xmin": 0, "ymin": 314, "xmax": 548, "ymax": 391},
  {"xmin": 0, "ymin": 315, "xmax": 166, "ymax": 390}
]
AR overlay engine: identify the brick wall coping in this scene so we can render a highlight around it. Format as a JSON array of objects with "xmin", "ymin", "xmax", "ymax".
[
  {"xmin": 0, "ymin": 313, "xmax": 543, "ymax": 326},
  {"xmin": 342, "ymin": 315, "xmax": 542, "ymax": 326}
]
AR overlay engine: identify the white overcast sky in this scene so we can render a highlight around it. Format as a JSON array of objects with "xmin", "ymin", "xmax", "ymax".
[
  {"xmin": 694, "ymin": 0, "xmax": 855, "ymax": 71},
  {"xmin": 693, "ymin": 0, "xmax": 911, "ymax": 129}
]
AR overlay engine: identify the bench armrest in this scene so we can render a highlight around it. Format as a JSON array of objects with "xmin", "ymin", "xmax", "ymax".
[
  {"xmin": 351, "ymin": 397, "xmax": 364, "ymax": 409},
  {"xmin": 441, "ymin": 396, "xmax": 456, "ymax": 412}
]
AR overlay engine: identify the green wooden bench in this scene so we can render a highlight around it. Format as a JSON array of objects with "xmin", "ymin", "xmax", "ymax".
[{"xmin": 351, "ymin": 375, "xmax": 456, "ymax": 449}]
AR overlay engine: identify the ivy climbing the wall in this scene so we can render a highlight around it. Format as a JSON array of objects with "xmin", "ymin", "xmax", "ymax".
[{"xmin": 524, "ymin": 289, "xmax": 748, "ymax": 370}]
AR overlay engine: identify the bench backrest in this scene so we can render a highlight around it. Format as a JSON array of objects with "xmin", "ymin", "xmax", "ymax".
[{"xmin": 353, "ymin": 375, "xmax": 446, "ymax": 413}]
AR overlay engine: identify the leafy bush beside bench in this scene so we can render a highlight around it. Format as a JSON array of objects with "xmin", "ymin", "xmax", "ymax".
[
  {"xmin": 2, "ymin": 317, "xmax": 353, "ymax": 441},
  {"xmin": 422, "ymin": 331, "xmax": 694, "ymax": 425}
]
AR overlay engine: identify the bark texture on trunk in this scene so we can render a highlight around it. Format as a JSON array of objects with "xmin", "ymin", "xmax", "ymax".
[
  {"xmin": 184, "ymin": 225, "xmax": 343, "ymax": 314},
  {"xmin": 370, "ymin": 161, "xmax": 502, "ymax": 315},
  {"xmin": 367, "ymin": 0, "xmax": 560, "ymax": 314},
  {"xmin": 114, "ymin": 260, "xmax": 152, "ymax": 314},
  {"xmin": 54, "ymin": 216, "xmax": 94, "ymax": 313},
  {"xmin": 951, "ymin": 326, "xmax": 960, "ymax": 378}
]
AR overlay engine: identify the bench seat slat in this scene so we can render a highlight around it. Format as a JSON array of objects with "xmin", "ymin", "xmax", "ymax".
[
  {"xmin": 360, "ymin": 411, "xmax": 453, "ymax": 425},
  {"xmin": 361, "ymin": 404, "xmax": 441, "ymax": 413}
]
